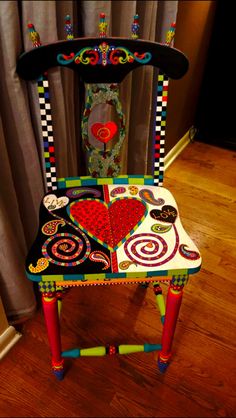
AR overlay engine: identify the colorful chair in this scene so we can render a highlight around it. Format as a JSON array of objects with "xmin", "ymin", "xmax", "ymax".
[{"xmin": 16, "ymin": 14, "xmax": 201, "ymax": 380}]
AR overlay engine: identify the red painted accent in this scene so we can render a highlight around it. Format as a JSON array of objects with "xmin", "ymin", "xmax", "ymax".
[
  {"xmin": 155, "ymin": 143, "xmax": 160, "ymax": 149},
  {"xmin": 69, "ymin": 198, "xmax": 146, "ymax": 249},
  {"xmin": 111, "ymin": 251, "xmax": 118, "ymax": 273},
  {"xmin": 49, "ymin": 146, "xmax": 54, "ymax": 153},
  {"xmin": 155, "ymin": 153, "xmax": 160, "ymax": 158},
  {"xmin": 163, "ymin": 86, "xmax": 168, "ymax": 91},
  {"xmin": 91, "ymin": 122, "xmax": 118, "ymax": 144},
  {"xmin": 50, "ymin": 156, "xmax": 55, "ymax": 163},
  {"xmin": 160, "ymin": 286, "xmax": 183, "ymax": 359},
  {"xmin": 103, "ymin": 185, "xmax": 110, "ymax": 204},
  {"xmin": 155, "ymin": 135, "xmax": 161, "ymax": 140},
  {"xmin": 162, "ymin": 96, "xmax": 168, "ymax": 102},
  {"xmin": 42, "ymin": 296, "xmax": 63, "ymax": 367}
]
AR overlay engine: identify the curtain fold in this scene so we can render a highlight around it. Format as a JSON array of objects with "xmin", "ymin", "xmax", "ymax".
[{"xmin": 0, "ymin": 0, "xmax": 178, "ymax": 321}]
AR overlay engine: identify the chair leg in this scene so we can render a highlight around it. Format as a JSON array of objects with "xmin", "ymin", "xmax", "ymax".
[
  {"xmin": 42, "ymin": 294, "xmax": 64, "ymax": 380},
  {"xmin": 158, "ymin": 284, "xmax": 183, "ymax": 373}
]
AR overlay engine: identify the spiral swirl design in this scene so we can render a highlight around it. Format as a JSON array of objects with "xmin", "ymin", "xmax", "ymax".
[
  {"xmin": 124, "ymin": 226, "xmax": 179, "ymax": 267},
  {"xmin": 42, "ymin": 232, "xmax": 91, "ymax": 266}
]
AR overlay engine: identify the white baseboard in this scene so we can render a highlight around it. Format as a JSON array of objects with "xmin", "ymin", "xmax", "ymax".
[
  {"xmin": 164, "ymin": 130, "xmax": 191, "ymax": 171},
  {"xmin": 0, "ymin": 326, "xmax": 22, "ymax": 360}
]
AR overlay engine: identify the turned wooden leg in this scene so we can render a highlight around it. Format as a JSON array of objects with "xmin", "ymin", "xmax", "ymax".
[
  {"xmin": 158, "ymin": 284, "xmax": 183, "ymax": 373},
  {"xmin": 42, "ymin": 294, "xmax": 64, "ymax": 380}
]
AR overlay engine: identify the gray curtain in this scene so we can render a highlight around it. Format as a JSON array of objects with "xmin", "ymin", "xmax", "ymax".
[{"xmin": 0, "ymin": 0, "xmax": 177, "ymax": 322}]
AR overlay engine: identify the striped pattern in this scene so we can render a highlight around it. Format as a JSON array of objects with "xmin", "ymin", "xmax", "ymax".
[
  {"xmin": 37, "ymin": 78, "xmax": 57, "ymax": 191},
  {"xmin": 27, "ymin": 267, "xmax": 200, "ymax": 284},
  {"xmin": 57, "ymin": 175, "xmax": 154, "ymax": 189},
  {"xmin": 153, "ymin": 72, "xmax": 169, "ymax": 186}
]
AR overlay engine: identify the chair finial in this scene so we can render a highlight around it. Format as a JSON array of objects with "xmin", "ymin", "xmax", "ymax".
[
  {"xmin": 165, "ymin": 22, "xmax": 176, "ymax": 46},
  {"xmin": 99, "ymin": 12, "xmax": 108, "ymax": 38},
  {"xmin": 64, "ymin": 14, "xmax": 74, "ymax": 40},
  {"xmin": 27, "ymin": 22, "xmax": 41, "ymax": 47},
  {"xmin": 131, "ymin": 14, "xmax": 139, "ymax": 39}
]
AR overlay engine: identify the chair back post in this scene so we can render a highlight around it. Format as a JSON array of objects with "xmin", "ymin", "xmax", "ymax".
[
  {"xmin": 153, "ymin": 22, "xmax": 176, "ymax": 186},
  {"xmin": 28, "ymin": 23, "xmax": 58, "ymax": 191}
]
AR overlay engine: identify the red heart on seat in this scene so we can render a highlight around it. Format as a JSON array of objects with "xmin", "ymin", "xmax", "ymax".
[
  {"xmin": 68, "ymin": 198, "xmax": 147, "ymax": 251},
  {"xmin": 91, "ymin": 122, "xmax": 118, "ymax": 144}
]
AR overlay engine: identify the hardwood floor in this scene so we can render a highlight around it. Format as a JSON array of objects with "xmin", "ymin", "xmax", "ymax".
[{"xmin": 1, "ymin": 141, "xmax": 236, "ymax": 417}]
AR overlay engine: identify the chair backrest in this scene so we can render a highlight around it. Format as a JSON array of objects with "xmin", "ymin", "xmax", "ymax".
[{"xmin": 16, "ymin": 15, "xmax": 188, "ymax": 191}]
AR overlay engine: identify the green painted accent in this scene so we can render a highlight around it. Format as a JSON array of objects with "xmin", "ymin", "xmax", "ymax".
[
  {"xmin": 56, "ymin": 175, "xmax": 154, "ymax": 189},
  {"xmin": 158, "ymin": 74, "xmax": 164, "ymax": 81},
  {"xmin": 169, "ymin": 269, "xmax": 188, "ymax": 276},
  {"xmin": 37, "ymin": 86, "xmax": 44, "ymax": 93},
  {"xmin": 64, "ymin": 179, "xmax": 83, "ymax": 187},
  {"xmin": 26, "ymin": 266, "xmax": 201, "ymax": 284},
  {"xmin": 156, "ymin": 294, "xmax": 165, "ymax": 317},
  {"xmin": 144, "ymin": 343, "xmax": 162, "ymax": 352},
  {"xmin": 80, "ymin": 346, "xmax": 106, "ymax": 356},
  {"xmin": 44, "ymin": 152, "xmax": 50, "ymax": 158},
  {"xmin": 161, "ymin": 121, "xmax": 166, "ymax": 126},
  {"xmin": 119, "ymin": 345, "xmax": 144, "ymax": 354},
  {"xmin": 123, "ymin": 272, "xmax": 146, "ymax": 278},
  {"xmin": 97, "ymin": 178, "xmax": 113, "ymax": 185},
  {"xmin": 84, "ymin": 273, "xmax": 106, "ymax": 280},
  {"xmin": 41, "ymin": 275, "xmax": 64, "ymax": 281},
  {"xmin": 57, "ymin": 299, "xmax": 62, "ymax": 317}
]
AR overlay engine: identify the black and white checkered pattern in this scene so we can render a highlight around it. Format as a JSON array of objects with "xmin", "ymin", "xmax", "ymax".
[
  {"xmin": 38, "ymin": 77, "xmax": 57, "ymax": 191},
  {"xmin": 153, "ymin": 72, "xmax": 169, "ymax": 186}
]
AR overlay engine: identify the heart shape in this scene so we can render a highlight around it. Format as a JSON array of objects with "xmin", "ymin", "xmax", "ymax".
[
  {"xmin": 68, "ymin": 198, "xmax": 147, "ymax": 251},
  {"xmin": 43, "ymin": 194, "xmax": 69, "ymax": 211},
  {"xmin": 91, "ymin": 122, "xmax": 118, "ymax": 144},
  {"xmin": 150, "ymin": 205, "xmax": 177, "ymax": 223}
]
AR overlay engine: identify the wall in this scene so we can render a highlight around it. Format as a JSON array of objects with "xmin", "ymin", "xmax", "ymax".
[
  {"xmin": 0, "ymin": 296, "xmax": 21, "ymax": 360},
  {"xmin": 165, "ymin": 0, "xmax": 217, "ymax": 154}
]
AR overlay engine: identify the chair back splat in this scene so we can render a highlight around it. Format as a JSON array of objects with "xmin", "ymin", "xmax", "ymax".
[{"xmin": 16, "ymin": 14, "xmax": 201, "ymax": 380}]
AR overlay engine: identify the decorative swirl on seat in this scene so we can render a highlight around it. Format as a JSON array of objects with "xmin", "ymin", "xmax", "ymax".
[
  {"xmin": 139, "ymin": 189, "xmax": 165, "ymax": 206},
  {"xmin": 122, "ymin": 226, "xmax": 179, "ymax": 268},
  {"xmin": 29, "ymin": 258, "xmax": 49, "ymax": 273},
  {"xmin": 66, "ymin": 188, "xmax": 101, "ymax": 199},
  {"xmin": 179, "ymin": 244, "xmax": 200, "ymax": 260},
  {"xmin": 42, "ymin": 232, "xmax": 91, "ymax": 266}
]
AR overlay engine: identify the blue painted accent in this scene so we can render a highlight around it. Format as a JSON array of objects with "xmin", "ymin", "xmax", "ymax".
[
  {"xmin": 161, "ymin": 111, "xmax": 167, "ymax": 116},
  {"xmin": 158, "ymin": 85, "xmax": 163, "ymax": 91},
  {"xmin": 44, "ymin": 92, "xmax": 49, "ymax": 99},
  {"xmin": 62, "ymin": 348, "xmax": 80, "ymax": 358},
  {"xmin": 158, "ymin": 358, "xmax": 169, "ymax": 373},
  {"xmin": 53, "ymin": 369, "xmax": 64, "ymax": 380},
  {"xmin": 161, "ymin": 315, "xmax": 165, "ymax": 325},
  {"xmin": 63, "ymin": 274, "xmax": 84, "ymax": 281},
  {"xmin": 144, "ymin": 343, "xmax": 162, "ymax": 352},
  {"xmin": 57, "ymin": 181, "xmax": 66, "ymax": 188}
]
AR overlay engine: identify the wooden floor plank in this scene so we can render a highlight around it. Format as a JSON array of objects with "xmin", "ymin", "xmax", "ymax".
[{"xmin": 1, "ymin": 142, "xmax": 236, "ymax": 417}]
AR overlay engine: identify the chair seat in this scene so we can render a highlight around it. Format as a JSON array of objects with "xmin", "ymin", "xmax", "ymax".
[{"xmin": 26, "ymin": 181, "xmax": 201, "ymax": 286}]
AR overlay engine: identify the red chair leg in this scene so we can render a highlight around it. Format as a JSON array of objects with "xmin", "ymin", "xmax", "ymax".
[
  {"xmin": 158, "ymin": 284, "xmax": 183, "ymax": 372},
  {"xmin": 42, "ymin": 294, "xmax": 64, "ymax": 380}
]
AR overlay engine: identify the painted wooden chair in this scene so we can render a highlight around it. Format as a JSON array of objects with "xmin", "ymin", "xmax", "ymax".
[{"xmin": 16, "ymin": 14, "xmax": 201, "ymax": 380}]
